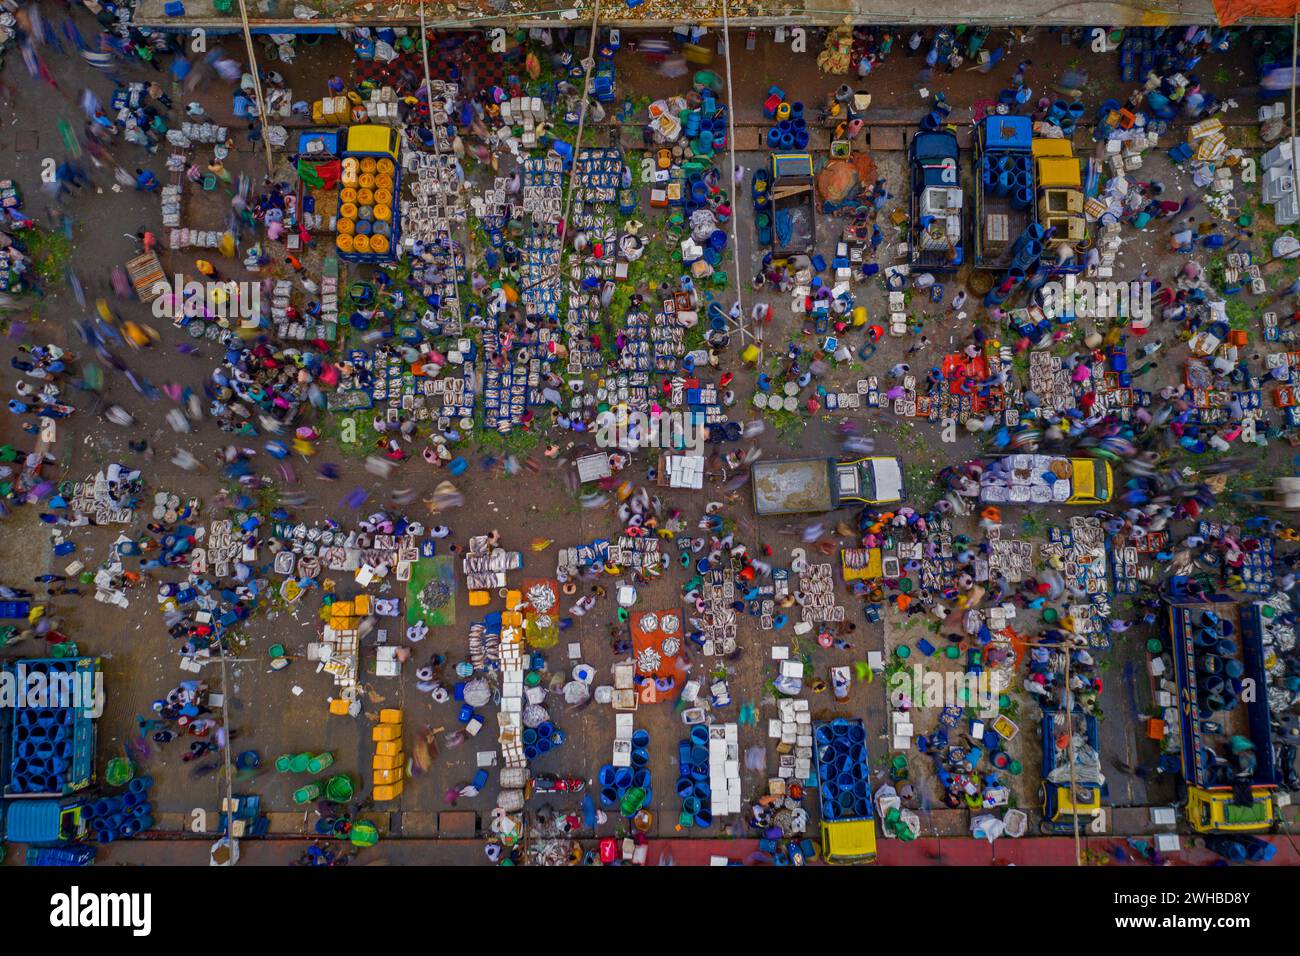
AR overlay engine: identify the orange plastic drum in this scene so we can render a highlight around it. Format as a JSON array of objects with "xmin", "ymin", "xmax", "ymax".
[
  {"xmin": 360, "ymin": 157, "xmax": 378, "ymax": 173},
  {"xmin": 375, "ymin": 174, "xmax": 394, "ymax": 191},
  {"xmin": 335, "ymin": 234, "xmax": 354, "ymax": 252},
  {"xmin": 336, "ymin": 217, "xmax": 355, "ymax": 234},
  {"xmin": 377, "ymin": 158, "xmax": 395, "ymax": 175},
  {"xmin": 369, "ymin": 235, "xmax": 390, "ymax": 255},
  {"xmin": 352, "ymin": 234, "xmax": 371, "ymax": 253},
  {"xmin": 340, "ymin": 187, "xmax": 357, "ymax": 204},
  {"xmin": 356, "ymin": 187, "xmax": 374, "ymax": 205},
  {"xmin": 340, "ymin": 202, "xmax": 358, "ymax": 220},
  {"xmin": 358, "ymin": 173, "xmax": 376, "ymax": 190},
  {"xmin": 374, "ymin": 189, "xmax": 392, "ymax": 206},
  {"xmin": 373, "ymin": 204, "xmax": 391, "ymax": 221}
]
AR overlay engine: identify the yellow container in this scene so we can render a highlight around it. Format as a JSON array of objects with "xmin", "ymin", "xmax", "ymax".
[
  {"xmin": 360, "ymin": 157, "xmax": 378, "ymax": 173},
  {"xmin": 373, "ymin": 783, "xmax": 403, "ymax": 802},
  {"xmin": 336, "ymin": 217, "xmax": 354, "ymax": 235},
  {"xmin": 328, "ymin": 698, "xmax": 351, "ymax": 716},
  {"xmin": 340, "ymin": 187, "xmax": 357, "ymax": 204},
  {"xmin": 379, "ymin": 708, "xmax": 403, "ymax": 725},
  {"xmin": 374, "ymin": 767, "xmax": 403, "ymax": 785},
  {"xmin": 741, "ymin": 344, "xmax": 761, "ymax": 364},
  {"xmin": 374, "ymin": 189, "xmax": 392, "ymax": 206},
  {"xmin": 353, "ymin": 595, "xmax": 371, "ymax": 615},
  {"xmin": 852, "ymin": 306, "xmax": 867, "ymax": 326},
  {"xmin": 776, "ymin": 102, "xmax": 791, "ymax": 121},
  {"xmin": 340, "ymin": 202, "xmax": 358, "ymax": 221},
  {"xmin": 468, "ymin": 590, "xmax": 490, "ymax": 607},
  {"xmin": 373, "ymin": 204, "xmax": 391, "ymax": 221},
  {"xmin": 352, "ymin": 235, "xmax": 370, "ymax": 253},
  {"xmin": 373, "ymin": 752, "xmax": 404, "ymax": 771},
  {"xmin": 358, "ymin": 173, "xmax": 376, "ymax": 189},
  {"xmin": 356, "ymin": 187, "xmax": 374, "ymax": 205},
  {"xmin": 369, "ymin": 235, "xmax": 390, "ymax": 255},
  {"xmin": 375, "ymin": 174, "xmax": 393, "ymax": 191},
  {"xmin": 375, "ymin": 740, "xmax": 403, "ymax": 756},
  {"xmin": 377, "ymin": 158, "xmax": 395, "ymax": 175},
  {"xmin": 335, "ymin": 234, "xmax": 354, "ymax": 252},
  {"xmin": 372, "ymin": 724, "xmax": 402, "ymax": 742}
]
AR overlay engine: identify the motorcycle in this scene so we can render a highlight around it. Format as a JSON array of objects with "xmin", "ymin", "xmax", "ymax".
[{"xmin": 527, "ymin": 775, "xmax": 585, "ymax": 797}]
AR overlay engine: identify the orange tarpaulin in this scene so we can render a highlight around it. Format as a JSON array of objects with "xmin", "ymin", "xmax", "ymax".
[{"xmin": 1214, "ymin": 0, "xmax": 1298, "ymax": 24}]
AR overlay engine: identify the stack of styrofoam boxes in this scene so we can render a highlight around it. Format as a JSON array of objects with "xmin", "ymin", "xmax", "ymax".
[
  {"xmin": 1262, "ymin": 137, "xmax": 1299, "ymax": 227},
  {"xmin": 665, "ymin": 454, "xmax": 704, "ymax": 489},
  {"xmin": 613, "ymin": 713, "xmax": 634, "ymax": 768},
  {"xmin": 501, "ymin": 95, "xmax": 545, "ymax": 148},
  {"xmin": 160, "ymin": 184, "xmax": 182, "ymax": 228},
  {"xmin": 372, "ymin": 708, "xmax": 404, "ymax": 801},
  {"xmin": 889, "ymin": 290, "xmax": 907, "ymax": 337},
  {"xmin": 271, "ymin": 279, "xmax": 293, "ymax": 338},
  {"xmin": 180, "ymin": 122, "xmax": 228, "ymax": 144},
  {"xmin": 709, "ymin": 723, "xmax": 742, "ymax": 818},
  {"xmin": 772, "ymin": 698, "xmax": 812, "ymax": 783},
  {"xmin": 368, "ymin": 86, "xmax": 401, "ymax": 126},
  {"xmin": 320, "ymin": 273, "xmax": 338, "ymax": 340},
  {"xmin": 497, "ymin": 624, "xmax": 527, "ymax": 770},
  {"xmin": 891, "ymin": 706, "xmax": 913, "ymax": 752}
]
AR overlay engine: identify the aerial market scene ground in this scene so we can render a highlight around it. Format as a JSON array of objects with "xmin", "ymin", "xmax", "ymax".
[{"xmin": 4, "ymin": 0, "xmax": 1300, "ymax": 873}]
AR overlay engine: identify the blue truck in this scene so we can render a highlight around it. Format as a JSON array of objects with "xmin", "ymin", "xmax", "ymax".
[
  {"xmin": 1165, "ymin": 595, "xmax": 1279, "ymax": 833},
  {"xmin": 909, "ymin": 129, "xmax": 964, "ymax": 271},
  {"xmin": 814, "ymin": 718, "xmax": 877, "ymax": 863},
  {"xmin": 972, "ymin": 115, "xmax": 1037, "ymax": 271},
  {"xmin": 1038, "ymin": 707, "xmax": 1108, "ymax": 832},
  {"xmin": 4, "ymin": 657, "xmax": 100, "ymax": 798}
]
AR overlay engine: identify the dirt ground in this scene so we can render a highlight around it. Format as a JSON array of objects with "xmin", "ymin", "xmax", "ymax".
[{"xmin": 0, "ymin": 19, "xmax": 1290, "ymax": 862}]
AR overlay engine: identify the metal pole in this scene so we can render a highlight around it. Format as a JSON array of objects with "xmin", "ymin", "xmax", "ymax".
[
  {"xmin": 558, "ymin": 0, "xmax": 603, "ymax": 245},
  {"xmin": 234, "ymin": 0, "xmax": 275, "ymax": 177},
  {"xmin": 719, "ymin": 7, "xmax": 754, "ymax": 348},
  {"xmin": 1291, "ymin": 10, "xmax": 1297, "ymax": 147}
]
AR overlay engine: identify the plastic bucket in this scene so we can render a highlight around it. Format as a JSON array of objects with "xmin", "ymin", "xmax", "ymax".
[
  {"xmin": 631, "ymin": 747, "xmax": 649, "ymax": 768},
  {"xmin": 690, "ymin": 744, "xmax": 709, "ymax": 765},
  {"xmin": 523, "ymin": 745, "xmax": 539, "ymax": 760},
  {"xmin": 522, "ymin": 728, "xmax": 538, "ymax": 746},
  {"xmin": 325, "ymin": 775, "xmax": 354, "ymax": 803},
  {"xmin": 779, "ymin": 132, "xmax": 794, "ymax": 150},
  {"xmin": 631, "ymin": 729, "xmax": 650, "ymax": 749},
  {"xmin": 600, "ymin": 786, "xmax": 618, "ymax": 806},
  {"xmin": 1216, "ymin": 639, "xmax": 1238, "ymax": 657},
  {"xmin": 676, "ymin": 777, "xmax": 694, "ymax": 798},
  {"xmin": 614, "ymin": 767, "xmax": 633, "ymax": 791},
  {"xmin": 600, "ymin": 765, "xmax": 618, "ymax": 788},
  {"xmin": 793, "ymin": 130, "xmax": 809, "ymax": 149},
  {"xmin": 536, "ymin": 722, "xmax": 554, "ymax": 740},
  {"xmin": 632, "ymin": 768, "xmax": 651, "ymax": 790},
  {"xmin": 691, "ymin": 765, "xmax": 708, "ymax": 782},
  {"xmin": 535, "ymin": 736, "xmax": 552, "ymax": 755},
  {"xmin": 1012, "ymin": 186, "xmax": 1033, "ymax": 210},
  {"xmin": 694, "ymin": 809, "xmax": 713, "ymax": 828},
  {"xmin": 683, "ymin": 795, "xmax": 702, "ymax": 815}
]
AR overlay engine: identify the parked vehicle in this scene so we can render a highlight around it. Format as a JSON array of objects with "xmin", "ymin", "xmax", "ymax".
[
  {"xmin": 972, "ymin": 115, "xmax": 1037, "ymax": 271},
  {"xmin": 752, "ymin": 456, "xmax": 904, "ymax": 516},
  {"xmin": 768, "ymin": 152, "xmax": 816, "ymax": 257},
  {"xmin": 908, "ymin": 129, "xmax": 964, "ymax": 272},
  {"xmin": 1038, "ymin": 708, "xmax": 1107, "ymax": 832},
  {"xmin": 1164, "ymin": 595, "xmax": 1279, "ymax": 833}
]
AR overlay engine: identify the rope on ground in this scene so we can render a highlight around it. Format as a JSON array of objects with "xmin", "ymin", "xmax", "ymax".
[{"xmin": 719, "ymin": 1, "xmax": 755, "ymax": 350}]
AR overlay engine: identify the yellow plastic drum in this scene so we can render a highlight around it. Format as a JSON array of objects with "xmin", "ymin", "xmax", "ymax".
[
  {"xmin": 340, "ymin": 187, "xmax": 358, "ymax": 204},
  {"xmin": 375, "ymin": 174, "xmax": 394, "ymax": 191},
  {"xmin": 340, "ymin": 202, "xmax": 358, "ymax": 221},
  {"xmin": 358, "ymin": 173, "xmax": 375, "ymax": 189},
  {"xmin": 374, "ymin": 189, "xmax": 392, "ymax": 206},
  {"xmin": 336, "ymin": 217, "xmax": 354, "ymax": 234},
  {"xmin": 360, "ymin": 157, "xmax": 378, "ymax": 173},
  {"xmin": 377, "ymin": 158, "xmax": 395, "ymax": 175},
  {"xmin": 356, "ymin": 187, "xmax": 374, "ymax": 205},
  {"xmin": 352, "ymin": 234, "xmax": 371, "ymax": 253},
  {"xmin": 373, "ymin": 204, "xmax": 391, "ymax": 222},
  {"xmin": 369, "ymin": 235, "xmax": 390, "ymax": 255},
  {"xmin": 335, "ymin": 234, "xmax": 354, "ymax": 252}
]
